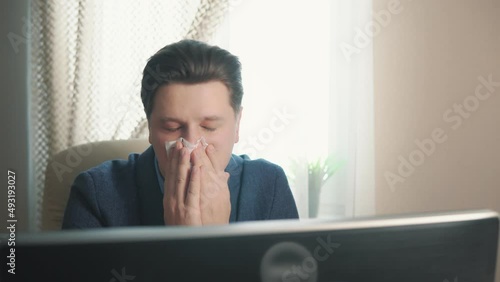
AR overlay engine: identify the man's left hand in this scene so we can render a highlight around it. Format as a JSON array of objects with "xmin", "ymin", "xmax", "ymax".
[{"xmin": 190, "ymin": 144, "xmax": 231, "ymax": 225}]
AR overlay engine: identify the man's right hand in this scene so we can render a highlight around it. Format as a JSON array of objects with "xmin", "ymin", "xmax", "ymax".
[{"xmin": 162, "ymin": 140, "xmax": 203, "ymax": 226}]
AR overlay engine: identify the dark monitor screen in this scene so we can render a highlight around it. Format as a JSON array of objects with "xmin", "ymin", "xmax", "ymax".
[{"xmin": 1, "ymin": 210, "xmax": 498, "ymax": 282}]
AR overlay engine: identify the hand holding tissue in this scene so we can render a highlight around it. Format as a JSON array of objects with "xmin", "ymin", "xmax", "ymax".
[
  {"xmin": 162, "ymin": 136, "xmax": 231, "ymax": 226},
  {"xmin": 164, "ymin": 137, "xmax": 208, "ymax": 159}
]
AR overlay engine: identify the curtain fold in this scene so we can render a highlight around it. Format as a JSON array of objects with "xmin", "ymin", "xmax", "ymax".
[
  {"xmin": 31, "ymin": 0, "xmax": 231, "ymax": 230},
  {"xmin": 327, "ymin": 0, "xmax": 375, "ymax": 218},
  {"xmin": 186, "ymin": 0, "xmax": 230, "ymax": 42}
]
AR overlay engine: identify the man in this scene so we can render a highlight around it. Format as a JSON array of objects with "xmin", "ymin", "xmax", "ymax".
[{"xmin": 62, "ymin": 39, "xmax": 298, "ymax": 228}]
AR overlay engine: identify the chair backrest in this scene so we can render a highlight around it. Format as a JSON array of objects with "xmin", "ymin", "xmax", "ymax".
[{"xmin": 42, "ymin": 139, "xmax": 150, "ymax": 231}]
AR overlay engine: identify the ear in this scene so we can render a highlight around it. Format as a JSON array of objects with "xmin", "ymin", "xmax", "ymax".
[
  {"xmin": 148, "ymin": 119, "xmax": 153, "ymax": 144},
  {"xmin": 234, "ymin": 107, "xmax": 243, "ymax": 144}
]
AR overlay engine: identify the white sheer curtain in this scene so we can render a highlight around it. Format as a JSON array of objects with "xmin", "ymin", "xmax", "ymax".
[
  {"xmin": 30, "ymin": 0, "xmax": 232, "ymax": 229},
  {"xmin": 328, "ymin": 0, "xmax": 375, "ymax": 218},
  {"xmin": 213, "ymin": 0, "xmax": 375, "ymax": 218}
]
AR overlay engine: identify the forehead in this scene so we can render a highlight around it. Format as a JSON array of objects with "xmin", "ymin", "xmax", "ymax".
[{"xmin": 152, "ymin": 81, "xmax": 234, "ymax": 118}]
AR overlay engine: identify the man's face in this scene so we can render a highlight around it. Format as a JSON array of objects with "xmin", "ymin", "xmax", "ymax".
[{"xmin": 148, "ymin": 81, "xmax": 241, "ymax": 176}]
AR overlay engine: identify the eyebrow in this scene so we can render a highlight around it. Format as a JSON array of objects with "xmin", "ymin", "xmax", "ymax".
[
  {"xmin": 202, "ymin": 116, "xmax": 224, "ymax": 122},
  {"xmin": 159, "ymin": 116, "xmax": 224, "ymax": 123},
  {"xmin": 159, "ymin": 117, "xmax": 182, "ymax": 123}
]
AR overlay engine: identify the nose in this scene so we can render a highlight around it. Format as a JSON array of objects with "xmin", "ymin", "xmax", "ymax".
[{"xmin": 182, "ymin": 125, "xmax": 201, "ymax": 145}]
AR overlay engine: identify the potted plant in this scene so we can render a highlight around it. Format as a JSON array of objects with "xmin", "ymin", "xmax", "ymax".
[
  {"xmin": 307, "ymin": 155, "xmax": 345, "ymax": 217},
  {"xmin": 289, "ymin": 155, "xmax": 345, "ymax": 218}
]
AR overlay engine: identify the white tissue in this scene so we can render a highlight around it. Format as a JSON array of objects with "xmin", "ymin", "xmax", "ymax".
[{"xmin": 165, "ymin": 137, "xmax": 208, "ymax": 158}]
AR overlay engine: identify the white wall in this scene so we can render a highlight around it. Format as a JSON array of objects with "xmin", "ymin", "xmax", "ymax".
[{"xmin": 374, "ymin": 0, "xmax": 500, "ymax": 280}]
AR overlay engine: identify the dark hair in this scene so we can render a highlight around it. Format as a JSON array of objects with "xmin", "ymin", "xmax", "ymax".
[{"xmin": 141, "ymin": 39, "xmax": 243, "ymax": 120}]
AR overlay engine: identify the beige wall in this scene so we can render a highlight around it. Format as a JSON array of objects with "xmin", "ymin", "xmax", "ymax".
[
  {"xmin": 374, "ymin": 0, "xmax": 500, "ymax": 216},
  {"xmin": 374, "ymin": 0, "xmax": 500, "ymax": 279}
]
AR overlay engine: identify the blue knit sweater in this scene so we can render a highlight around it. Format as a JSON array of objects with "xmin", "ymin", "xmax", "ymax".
[{"xmin": 62, "ymin": 146, "xmax": 299, "ymax": 228}]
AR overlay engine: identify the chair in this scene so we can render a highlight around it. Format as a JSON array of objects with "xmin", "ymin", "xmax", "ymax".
[{"xmin": 41, "ymin": 139, "xmax": 150, "ymax": 231}]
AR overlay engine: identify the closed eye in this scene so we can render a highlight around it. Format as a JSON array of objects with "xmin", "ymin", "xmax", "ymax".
[
  {"xmin": 165, "ymin": 127, "xmax": 181, "ymax": 132},
  {"xmin": 202, "ymin": 126, "xmax": 216, "ymax": 132}
]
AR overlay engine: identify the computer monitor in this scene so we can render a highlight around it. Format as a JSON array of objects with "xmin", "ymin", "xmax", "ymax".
[{"xmin": 1, "ymin": 210, "xmax": 498, "ymax": 282}]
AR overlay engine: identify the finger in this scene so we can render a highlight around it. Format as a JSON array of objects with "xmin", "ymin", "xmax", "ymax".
[
  {"xmin": 185, "ymin": 165, "xmax": 201, "ymax": 209},
  {"xmin": 175, "ymin": 147, "xmax": 191, "ymax": 205},
  {"xmin": 165, "ymin": 139, "xmax": 182, "ymax": 161},
  {"xmin": 167, "ymin": 140, "xmax": 183, "ymax": 171},
  {"xmin": 205, "ymin": 144, "xmax": 224, "ymax": 172},
  {"xmin": 191, "ymin": 144, "xmax": 209, "ymax": 168},
  {"xmin": 165, "ymin": 140, "xmax": 183, "ymax": 198},
  {"xmin": 201, "ymin": 165, "xmax": 220, "ymax": 201}
]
